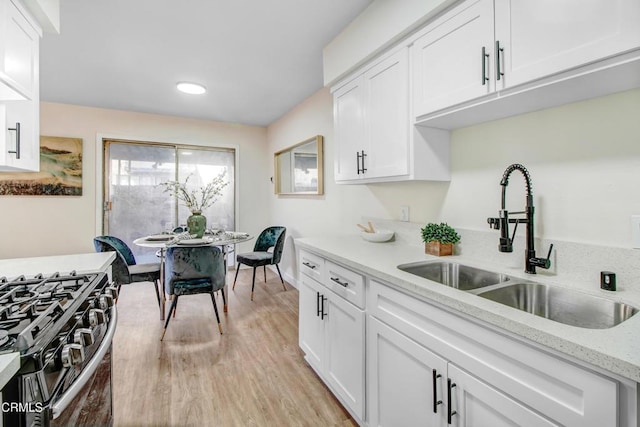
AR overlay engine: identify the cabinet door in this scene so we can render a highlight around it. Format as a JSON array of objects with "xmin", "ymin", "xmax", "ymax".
[
  {"xmin": 1, "ymin": 0, "xmax": 39, "ymax": 98},
  {"xmin": 448, "ymin": 364, "xmax": 558, "ymax": 427},
  {"xmin": 325, "ymin": 290, "xmax": 365, "ymax": 420},
  {"xmin": 0, "ymin": 97, "xmax": 38, "ymax": 171},
  {"xmin": 368, "ymin": 317, "xmax": 447, "ymax": 427},
  {"xmin": 0, "ymin": 0, "xmax": 39, "ymax": 172},
  {"xmin": 298, "ymin": 276, "xmax": 325, "ymax": 372},
  {"xmin": 333, "ymin": 76, "xmax": 364, "ymax": 182},
  {"xmin": 364, "ymin": 48, "xmax": 409, "ymax": 179},
  {"xmin": 494, "ymin": 0, "xmax": 640, "ymax": 88},
  {"xmin": 412, "ymin": 0, "xmax": 495, "ymax": 118}
]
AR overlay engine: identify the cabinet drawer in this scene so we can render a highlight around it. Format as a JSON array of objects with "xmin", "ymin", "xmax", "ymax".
[
  {"xmin": 299, "ymin": 250, "xmax": 325, "ymax": 283},
  {"xmin": 325, "ymin": 261, "xmax": 365, "ymax": 309},
  {"xmin": 368, "ymin": 280, "xmax": 617, "ymax": 427}
]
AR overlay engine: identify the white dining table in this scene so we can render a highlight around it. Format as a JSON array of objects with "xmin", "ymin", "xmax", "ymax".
[{"xmin": 133, "ymin": 232, "xmax": 253, "ymax": 319}]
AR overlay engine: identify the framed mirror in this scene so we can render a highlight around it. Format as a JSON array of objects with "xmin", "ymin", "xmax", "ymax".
[{"xmin": 274, "ymin": 135, "xmax": 323, "ymax": 195}]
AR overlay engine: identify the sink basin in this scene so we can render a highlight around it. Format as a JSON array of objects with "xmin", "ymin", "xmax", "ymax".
[
  {"xmin": 477, "ymin": 282, "xmax": 638, "ymax": 329},
  {"xmin": 397, "ymin": 261, "xmax": 511, "ymax": 291}
]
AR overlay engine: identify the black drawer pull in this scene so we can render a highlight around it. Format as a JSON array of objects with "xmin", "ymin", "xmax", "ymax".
[
  {"xmin": 302, "ymin": 262, "xmax": 316, "ymax": 270},
  {"xmin": 447, "ymin": 378, "xmax": 457, "ymax": 424},
  {"xmin": 432, "ymin": 369, "xmax": 442, "ymax": 413},
  {"xmin": 481, "ymin": 46, "xmax": 489, "ymax": 86},
  {"xmin": 496, "ymin": 40, "xmax": 504, "ymax": 81},
  {"xmin": 320, "ymin": 295, "xmax": 327, "ymax": 319},
  {"xmin": 330, "ymin": 277, "xmax": 348, "ymax": 287}
]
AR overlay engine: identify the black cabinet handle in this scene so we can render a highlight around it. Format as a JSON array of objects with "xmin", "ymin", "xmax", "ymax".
[
  {"xmin": 330, "ymin": 277, "xmax": 348, "ymax": 287},
  {"xmin": 496, "ymin": 40, "xmax": 504, "ymax": 81},
  {"xmin": 316, "ymin": 291, "xmax": 321, "ymax": 317},
  {"xmin": 7, "ymin": 122, "xmax": 21, "ymax": 159},
  {"xmin": 302, "ymin": 262, "xmax": 316, "ymax": 270},
  {"xmin": 481, "ymin": 46, "xmax": 489, "ymax": 86},
  {"xmin": 320, "ymin": 295, "xmax": 327, "ymax": 319},
  {"xmin": 447, "ymin": 378, "xmax": 457, "ymax": 424},
  {"xmin": 356, "ymin": 150, "xmax": 367, "ymax": 175},
  {"xmin": 432, "ymin": 369, "xmax": 442, "ymax": 413}
]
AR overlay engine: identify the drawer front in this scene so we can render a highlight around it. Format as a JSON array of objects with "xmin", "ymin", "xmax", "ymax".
[
  {"xmin": 299, "ymin": 250, "xmax": 325, "ymax": 283},
  {"xmin": 325, "ymin": 261, "xmax": 365, "ymax": 309},
  {"xmin": 368, "ymin": 280, "xmax": 617, "ymax": 427}
]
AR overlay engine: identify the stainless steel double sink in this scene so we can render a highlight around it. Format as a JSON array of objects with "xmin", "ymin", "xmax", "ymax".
[{"xmin": 397, "ymin": 260, "xmax": 638, "ymax": 329}]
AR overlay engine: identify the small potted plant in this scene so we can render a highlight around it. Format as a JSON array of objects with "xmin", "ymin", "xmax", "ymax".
[{"xmin": 421, "ymin": 222, "xmax": 460, "ymax": 256}]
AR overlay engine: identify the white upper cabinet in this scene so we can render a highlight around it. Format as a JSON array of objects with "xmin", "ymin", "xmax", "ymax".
[
  {"xmin": 333, "ymin": 47, "xmax": 409, "ymax": 182},
  {"xmin": 412, "ymin": 0, "xmax": 640, "ymax": 126},
  {"xmin": 412, "ymin": 0, "xmax": 495, "ymax": 117},
  {"xmin": 333, "ymin": 46, "xmax": 450, "ymax": 184},
  {"xmin": 0, "ymin": 0, "xmax": 39, "ymax": 99},
  {"xmin": 0, "ymin": 0, "xmax": 41, "ymax": 172},
  {"xmin": 363, "ymin": 48, "xmax": 409, "ymax": 180},
  {"xmin": 494, "ymin": 0, "xmax": 640, "ymax": 88},
  {"xmin": 333, "ymin": 75, "xmax": 364, "ymax": 182}
]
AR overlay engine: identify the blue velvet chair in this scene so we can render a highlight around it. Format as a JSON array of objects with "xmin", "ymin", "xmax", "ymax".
[
  {"xmin": 93, "ymin": 235, "xmax": 162, "ymax": 317},
  {"xmin": 232, "ymin": 226, "xmax": 286, "ymax": 301},
  {"xmin": 161, "ymin": 245, "xmax": 226, "ymax": 340}
]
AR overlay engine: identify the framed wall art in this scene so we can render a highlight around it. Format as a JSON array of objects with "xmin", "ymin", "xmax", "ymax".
[{"xmin": 0, "ymin": 136, "xmax": 83, "ymax": 196}]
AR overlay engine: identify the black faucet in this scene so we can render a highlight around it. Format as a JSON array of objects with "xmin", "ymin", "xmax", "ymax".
[{"xmin": 487, "ymin": 164, "xmax": 553, "ymax": 274}]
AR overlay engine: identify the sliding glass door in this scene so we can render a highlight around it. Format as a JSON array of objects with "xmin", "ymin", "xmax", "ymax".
[{"xmin": 103, "ymin": 140, "xmax": 235, "ymax": 263}]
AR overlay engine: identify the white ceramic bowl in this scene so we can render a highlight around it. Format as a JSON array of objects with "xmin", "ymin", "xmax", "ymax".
[{"xmin": 360, "ymin": 229, "xmax": 394, "ymax": 243}]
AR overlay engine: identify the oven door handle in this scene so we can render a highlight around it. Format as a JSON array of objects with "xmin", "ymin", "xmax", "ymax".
[{"xmin": 50, "ymin": 306, "xmax": 118, "ymax": 419}]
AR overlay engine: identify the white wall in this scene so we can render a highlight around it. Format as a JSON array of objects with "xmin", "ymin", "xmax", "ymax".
[
  {"xmin": 267, "ymin": 87, "xmax": 640, "ymax": 285},
  {"xmin": 443, "ymin": 88, "xmax": 640, "ymax": 247},
  {"xmin": 0, "ymin": 102, "xmax": 269, "ymax": 259},
  {"xmin": 267, "ymin": 88, "xmax": 412, "ymax": 283},
  {"xmin": 323, "ymin": 0, "xmax": 456, "ymax": 86}
]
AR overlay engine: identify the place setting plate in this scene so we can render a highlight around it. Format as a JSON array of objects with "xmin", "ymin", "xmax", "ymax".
[
  {"xmin": 177, "ymin": 238, "xmax": 210, "ymax": 246},
  {"xmin": 145, "ymin": 234, "xmax": 174, "ymax": 242}
]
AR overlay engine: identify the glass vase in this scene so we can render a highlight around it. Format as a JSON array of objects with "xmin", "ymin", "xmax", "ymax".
[{"xmin": 187, "ymin": 210, "xmax": 207, "ymax": 238}]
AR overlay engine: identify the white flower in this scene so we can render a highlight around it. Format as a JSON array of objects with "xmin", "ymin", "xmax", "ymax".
[{"xmin": 160, "ymin": 171, "xmax": 229, "ymax": 212}]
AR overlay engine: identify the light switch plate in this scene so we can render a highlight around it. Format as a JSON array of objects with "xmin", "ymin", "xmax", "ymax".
[{"xmin": 632, "ymin": 215, "xmax": 640, "ymax": 249}]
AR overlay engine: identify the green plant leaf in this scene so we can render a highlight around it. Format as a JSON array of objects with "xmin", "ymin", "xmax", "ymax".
[{"xmin": 420, "ymin": 222, "xmax": 460, "ymax": 244}]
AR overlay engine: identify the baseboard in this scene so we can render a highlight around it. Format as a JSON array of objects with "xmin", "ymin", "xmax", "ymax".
[{"xmin": 234, "ymin": 265, "xmax": 298, "ymax": 290}]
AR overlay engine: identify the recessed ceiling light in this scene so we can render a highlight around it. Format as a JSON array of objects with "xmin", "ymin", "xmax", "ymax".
[{"xmin": 176, "ymin": 82, "xmax": 206, "ymax": 95}]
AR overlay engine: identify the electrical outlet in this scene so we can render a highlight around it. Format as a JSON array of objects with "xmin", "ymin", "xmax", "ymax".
[
  {"xmin": 633, "ymin": 216, "xmax": 640, "ymax": 249},
  {"xmin": 400, "ymin": 206, "xmax": 410, "ymax": 222}
]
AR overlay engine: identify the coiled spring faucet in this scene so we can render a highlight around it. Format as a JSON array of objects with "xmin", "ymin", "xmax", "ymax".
[{"xmin": 487, "ymin": 164, "xmax": 553, "ymax": 274}]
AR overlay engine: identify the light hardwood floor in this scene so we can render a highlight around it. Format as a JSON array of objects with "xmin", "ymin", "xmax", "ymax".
[{"xmin": 112, "ymin": 268, "xmax": 357, "ymax": 427}]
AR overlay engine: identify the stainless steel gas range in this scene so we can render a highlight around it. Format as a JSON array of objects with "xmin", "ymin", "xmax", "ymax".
[{"xmin": 0, "ymin": 271, "xmax": 117, "ymax": 427}]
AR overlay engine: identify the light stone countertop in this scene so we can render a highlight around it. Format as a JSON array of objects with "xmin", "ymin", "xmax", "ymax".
[
  {"xmin": 295, "ymin": 234, "xmax": 640, "ymax": 383},
  {"xmin": 0, "ymin": 252, "xmax": 116, "ymax": 279}
]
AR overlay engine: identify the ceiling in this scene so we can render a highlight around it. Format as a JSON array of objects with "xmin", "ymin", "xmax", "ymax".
[{"xmin": 39, "ymin": 0, "xmax": 372, "ymax": 127}]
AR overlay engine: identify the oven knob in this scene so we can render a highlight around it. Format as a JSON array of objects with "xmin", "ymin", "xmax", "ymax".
[
  {"xmin": 74, "ymin": 328, "xmax": 94, "ymax": 346},
  {"xmin": 100, "ymin": 294, "xmax": 114, "ymax": 310},
  {"xmin": 61, "ymin": 343, "xmax": 85, "ymax": 367},
  {"xmin": 89, "ymin": 308, "xmax": 106, "ymax": 327}
]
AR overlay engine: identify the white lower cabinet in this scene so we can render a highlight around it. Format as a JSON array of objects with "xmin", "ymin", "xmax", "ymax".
[
  {"xmin": 448, "ymin": 364, "xmax": 557, "ymax": 427},
  {"xmin": 298, "ymin": 274, "xmax": 365, "ymax": 423},
  {"xmin": 368, "ymin": 317, "xmax": 557, "ymax": 427},
  {"xmin": 368, "ymin": 316, "xmax": 447, "ymax": 427},
  {"xmin": 298, "ymin": 248, "xmax": 636, "ymax": 427},
  {"xmin": 368, "ymin": 280, "xmax": 621, "ymax": 427}
]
